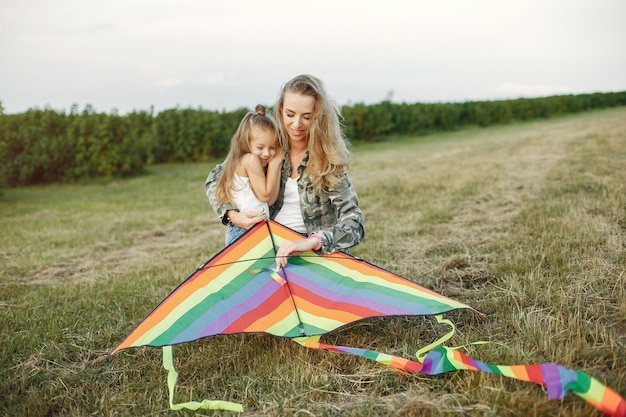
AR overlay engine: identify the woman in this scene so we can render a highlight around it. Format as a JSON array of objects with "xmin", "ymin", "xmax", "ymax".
[{"xmin": 204, "ymin": 74, "xmax": 364, "ymax": 268}]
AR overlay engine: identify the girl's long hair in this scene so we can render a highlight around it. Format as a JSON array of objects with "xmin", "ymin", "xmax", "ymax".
[
  {"xmin": 275, "ymin": 74, "xmax": 351, "ymax": 193},
  {"xmin": 215, "ymin": 105, "xmax": 278, "ymax": 205}
]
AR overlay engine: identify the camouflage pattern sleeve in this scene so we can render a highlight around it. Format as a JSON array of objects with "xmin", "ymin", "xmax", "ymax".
[
  {"xmin": 302, "ymin": 173, "xmax": 365, "ymax": 254},
  {"xmin": 203, "ymin": 163, "xmax": 236, "ymax": 225}
]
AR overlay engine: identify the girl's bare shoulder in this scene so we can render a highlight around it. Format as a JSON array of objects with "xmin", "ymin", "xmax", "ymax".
[{"xmin": 237, "ymin": 153, "xmax": 261, "ymax": 176}]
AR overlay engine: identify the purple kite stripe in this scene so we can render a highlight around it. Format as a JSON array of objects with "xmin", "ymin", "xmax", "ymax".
[
  {"xmin": 422, "ymin": 350, "xmax": 444, "ymax": 374},
  {"xmin": 283, "ymin": 265, "xmax": 444, "ymax": 316},
  {"xmin": 469, "ymin": 356, "xmax": 493, "ymax": 373},
  {"xmin": 169, "ymin": 271, "xmax": 282, "ymax": 343},
  {"xmin": 541, "ymin": 363, "xmax": 567, "ymax": 400}
]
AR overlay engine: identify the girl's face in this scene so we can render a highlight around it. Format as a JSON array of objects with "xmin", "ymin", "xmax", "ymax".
[
  {"xmin": 249, "ymin": 128, "xmax": 278, "ymax": 167},
  {"xmin": 282, "ymin": 92, "xmax": 315, "ymax": 145}
]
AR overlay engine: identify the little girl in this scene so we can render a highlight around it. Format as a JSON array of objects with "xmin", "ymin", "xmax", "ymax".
[{"xmin": 214, "ymin": 105, "xmax": 283, "ymax": 245}]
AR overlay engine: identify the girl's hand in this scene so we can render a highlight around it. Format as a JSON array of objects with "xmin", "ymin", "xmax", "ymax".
[
  {"xmin": 226, "ymin": 210, "xmax": 265, "ymax": 230},
  {"xmin": 269, "ymin": 148, "xmax": 285, "ymax": 169},
  {"xmin": 275, "ymin": 237, "xmax": 318, "ymax": 269}
]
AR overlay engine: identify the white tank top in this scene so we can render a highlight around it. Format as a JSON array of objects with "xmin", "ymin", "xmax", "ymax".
[
  {"xmin": 274, "ymin": 177, "xmax": 306, "ymax": 233},
  {"xmin": 230, "ymin": 174, "xmax": 269, "ymax": 218}
]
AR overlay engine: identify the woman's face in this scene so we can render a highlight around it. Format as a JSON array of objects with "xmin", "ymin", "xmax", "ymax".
[{"xmin": 282, "ymin": 92, "xmax": 315, "ymax": 145}]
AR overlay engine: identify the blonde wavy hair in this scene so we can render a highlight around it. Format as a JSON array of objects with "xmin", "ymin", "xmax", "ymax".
[
  {"xmin": 215, "ymin": 105, "xmax": 278, "ymax": 205},
  {"xmin": 275, "ymin": 74, "xmax": 351, "ymax": 193}
]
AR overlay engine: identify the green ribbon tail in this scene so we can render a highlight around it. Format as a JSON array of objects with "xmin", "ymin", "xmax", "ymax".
[
  {"xmin": 162, "ymin": 345, "xmax": 244, "ymax": 412},
  {"xmin": 415, "ymin": 314, "xmax": 456, "ymax": 363}
]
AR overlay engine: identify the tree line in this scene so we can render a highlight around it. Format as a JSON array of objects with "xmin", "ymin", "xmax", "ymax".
[{"xmin": 1, "ymin": 91, "xmax": 624, "ymax": 187}]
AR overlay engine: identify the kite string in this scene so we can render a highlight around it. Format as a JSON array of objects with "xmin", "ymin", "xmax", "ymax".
[{"xmin": 162, "ymin": 345, "xmax": 244, "ymax": 412}]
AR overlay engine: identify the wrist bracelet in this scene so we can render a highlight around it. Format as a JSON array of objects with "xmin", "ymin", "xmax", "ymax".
[
  {"xmin": 225, "ymin": 209, "xmax": 239, "ymax": 225},
  {"xmin": 309, "ymin": 233, "xmax": 323, "ymax": 251}
]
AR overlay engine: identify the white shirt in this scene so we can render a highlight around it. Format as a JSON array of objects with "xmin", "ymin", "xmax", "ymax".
[
  {"xmin": 230, "ymin": 174, "xmax": 269, "ymax": 218},
  {"xmin": 274, "ymin": 177, "xmax": 306, "ymax": 233}
]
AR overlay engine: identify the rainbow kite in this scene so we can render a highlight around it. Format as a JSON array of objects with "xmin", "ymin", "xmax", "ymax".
[{"xmin": 110, "ymin": 220, "xmax": 625, "ymax": 416}]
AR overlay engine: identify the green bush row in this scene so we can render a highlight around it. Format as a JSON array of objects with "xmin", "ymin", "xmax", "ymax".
[
  {"xmin": 342, "ymin": 91, "xmax": 626, "ymax": 141},
  {"xmin": 1, "ymin": 92, "xmax": 624, "ymax": 187},
  {"xmin": 0, "ymin": 105, "xmax": 247, "ymax": 187}
]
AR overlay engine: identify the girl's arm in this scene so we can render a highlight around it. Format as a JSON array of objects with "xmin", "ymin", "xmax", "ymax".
[
  {"xmin": 244, "ymin": 153, "xmax": 282, "ymax": 203},
  {"xmin": 266, "ymin": 149, "xmax": 284, "ymax": 206},
  {"xmin": 204, "ymin": 163, "xmax": 266, "ymax": 230}
]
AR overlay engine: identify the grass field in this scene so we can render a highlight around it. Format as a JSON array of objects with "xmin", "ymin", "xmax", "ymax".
[{"xmin": 1, "ymin": 107, "xmax": 625, "ymax": 416}]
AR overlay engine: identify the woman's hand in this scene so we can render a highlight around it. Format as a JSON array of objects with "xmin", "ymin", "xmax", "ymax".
[
  {"xmin": 275, "ymin": 237, "xmax": 318, "ymax": 269},
  {"xmin": 226, "ymin": 209, "xmax": 265, "ymax": 230}
]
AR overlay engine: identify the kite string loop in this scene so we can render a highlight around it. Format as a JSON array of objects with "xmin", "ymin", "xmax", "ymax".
[
  {"xmin": 413, "ymin": 316, "xmax": 494, "ymax": 362},
  {"xmin": 162, "ymin": 346, "xmax": 244, "ymax": 412},
  {"xmin": 415, "ymin": 315, "xmax": 456, "ymax": 363}
]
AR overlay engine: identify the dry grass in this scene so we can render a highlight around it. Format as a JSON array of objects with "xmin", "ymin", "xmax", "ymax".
[{"xmin": 1, "ymin": 108, "xmax": 624, "ymax": 416}]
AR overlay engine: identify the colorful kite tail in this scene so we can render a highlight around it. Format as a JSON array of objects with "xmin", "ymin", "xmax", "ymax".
[
  {"xmin": 431, "ymin": 347, "xmax": 626, "ymax": 417},
  {"xmin": 293, "ymin": 339, "xmax": 626, "ymax": 417}
]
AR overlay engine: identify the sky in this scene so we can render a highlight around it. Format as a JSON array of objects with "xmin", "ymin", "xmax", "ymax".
[{"xmin": 1, "ymin": 0, "xmax": 625, "ymax": 115}]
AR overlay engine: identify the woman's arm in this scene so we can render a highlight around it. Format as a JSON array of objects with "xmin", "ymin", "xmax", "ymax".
[
  {"xmin": 204, "ymin": 163, "xmax": 234, "ymax": 225},
  {"xmin": 275, "ymin": 237, "xmax": 321, "ymax": 269},
  {"xmin": 313, "ymin": 173, "xmax": 365, "ymax": 254},
  {"xmin": 275, "ymin": 173, "xmax": 365, "ymax": 267}
]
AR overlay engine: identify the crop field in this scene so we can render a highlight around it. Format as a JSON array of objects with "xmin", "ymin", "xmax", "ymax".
[{"xmin": 1, "ymin": 107, "xmax": 624, "ymax": 416}]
